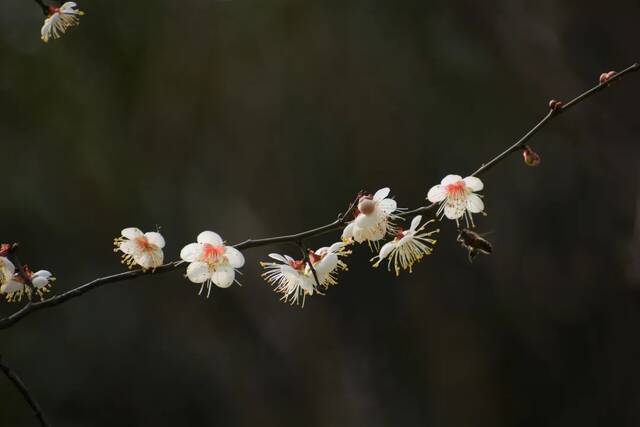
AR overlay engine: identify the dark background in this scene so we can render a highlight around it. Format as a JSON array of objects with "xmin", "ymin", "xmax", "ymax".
[{"xmin": 1, "ymin": 0, "xmax": 639, "ymax": 426}]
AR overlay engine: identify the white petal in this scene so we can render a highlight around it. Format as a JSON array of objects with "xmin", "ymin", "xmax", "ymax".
[
  {"xmin": 197, "ymin": 231, "xmax": 223, "ymax": 245},
  {"xmin": 268, "ymin": 253, "xmax": 287, "ymax": 263},
  {"xmin": 315, "ymin": 253, "xmax": 338, "ymax": 275},
  {"xmin": 463, "ymin": 176, "xmax": 484, "ymax": 192},
  {"xmin": 410, "ymin": 215, "xmax": 422, "ymax": 232},
  {"xmin": 186, "ymin": 261, "xmax": 210, "ymax": 283},
  {"xmin": 328, "ymin": 242, "xmax": 345, "ymax": 253},
  {"xmin": 427, "ymin": 185, "xmax": 446, "ymax": 203},
  {"xmin": 180, "ymin": 243, "xmax": 203, "ymax": 263},
  {"xmin": 144, "ymin": 232, "xmax": 165, "ymax": 249},
  {"xmin": 135, "ymin": 249, "xmax": 163, "ymax": 269},
  {"xmin": 355, "ymin": 213, "xmax": 379, "ymax": 228},
  {"xmin": 373, "ymin": 187, "xmax": 391, "ymax": 201},
  {"xmin": 466, "ymin": 193, "xmax": 485, "ymax": 213},
  {"xmin": 118, "ymin": 240, "xmax": 138, "ymax": 255},
  {"xmin": 0, "ymin": 257, "xmax": 15, "ymax": 276},
  {"xmin": 378, "ymin": 241, "xmax": 396, "ymax": 260},
  {"xmin": 1, "ymin": 280, "xmax": 25, "ymax": 294},
  {"xmin": 342, "ymin": 222, "xmax": 355, "ymax": 240},
  {"xmin": 210, "ymin": 264, "xmax": 235, "ymax": 288},
  {"xmin": 299, "ymin": 275, "xmax": 315, "ymax": 293},
  {"xmin": 444, "ymin": 201, "xmax": 465, "ymax": 219},
  {"xmin": 377, "ymin": 198, "xmax": 397, "ymax": 214},
  {"xmin": 441, "ymin": 174, "xmax": 463, "ymax": 186},
  {"xmin": 31, "ymin": 276, "xmax": 50, "ymax": 289},
  {"xmin": 224, "ymin": 246, "xmax": 245, "ymax": 268},
  {"xmin": 121, "ymin": 227, "xmax": 143, "ymax": 240}
]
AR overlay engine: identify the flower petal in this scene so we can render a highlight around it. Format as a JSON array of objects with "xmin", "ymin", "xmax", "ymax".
[
  {"xmin": 466, "ymin": 193, "xmax": 485, "ymax": 213},
  {"xmin": 427, "ymin": 185, "xmax": 446, "ymax": 203},
  {"xmin": 268, "ymin": 253, "xmax": 287, "ymax": 263},
  {"xmin": 210, "ymin": 264, "xmax": 235, "ymax": 288},
  {"xmin": 378, "ymin": 241, "xmax": 396, "ymax": 260},
  {"xmin": 186, "ymin": 261, "xmax": 210, "ymax": 283},
  {"xmin": 410, "ymin": 215, "xmax": 422, "ymax": 232},
  {"xmin": 441, "ymin": 174, "xmax": 463, "ymax": 186},
  {"xmin": 342, "ymin": 222, "xmax": 356, "ymax": 240},
  {"xmin": 444, "ymin": 201, "xmax": 466, "ymax": 219},
  {"xmin": 197, "ymin": 231, "xmax": 223, "ymax": 245},
  {"xmin": 144, "ymin": 232, "xmax": 165, "ymax": 249},
  {"xmin": 118, "ymin": 240, "xmax": 138, "ymax": 255},
  {"xmin": 328, "ymin": 242, "xmax": 346, "ymax": 253},
  {"xmin": 315, "ymin": 253, "xmax": 338, "ymax": 275},
  {"xmin": 378, "ymin": 198, "xmax": 397, "ymax": 214},
  {"xmin": 373, "ymin": 187, "xmax": 391, "ymax": 201},
  {"xmin": 224, "ymin": 246, "xmax": 245, "ymax": 268},
  {"xmin": 121, "ymin": 227, "xmax": 143, "ymax": 240},
  {"xmin": 180, "ymin": 243, "xmax": 203, "ymax": 263},
  {"xmin": 463, "ymin": 176, "xmax": 484, "ymax": 192}
]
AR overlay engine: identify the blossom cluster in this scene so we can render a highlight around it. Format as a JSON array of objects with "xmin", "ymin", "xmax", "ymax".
[
  {"xmin": 1, "ymin": 174, "xmax": 487, "ymax": 307},
  {"xmin": 40, "ymin": 2, "xmax": 84, "ymax": 43}
]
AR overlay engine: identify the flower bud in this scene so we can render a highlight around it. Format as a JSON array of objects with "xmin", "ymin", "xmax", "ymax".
[
  {"xmin": 523, "ymin": 146, "xmax": 541, "ymax": 167},
  {"xmin": 357, "ymin": 197, "xmax": 376, "ymax": 215},
  {"xmin": 548, "ymin": 99, "xmax": 563, "ymax": 111},
  {"xmin": 599, "ymin": 71, "xmax": 616, "ymax": 83},
  {"xmin": 0, "ymin": 244, "xmax": 11, "ymax": 257}
]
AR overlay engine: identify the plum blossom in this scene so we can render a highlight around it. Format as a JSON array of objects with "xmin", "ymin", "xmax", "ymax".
[
  {"xmin": 261, "ymin": 254, "xmax": 316, "ymax": 306},
  {"xmin": 180, "ymin": 231, "xmax": 245, "ymax": 298},
  {"xmin": 342, "ymin": 188, "xmax": 400, "ymax": 247},
  {"xmin": 427, "ymin": 174, "xmax": 485, "ymax": 227},
  {"xmin": 114, "ymin": 228, "xmax": 165, "ymax": 270},
  {"xmin": 41, "ymin": 2, "xmax": 84, "ymax": 43},
  {"xmin": 0, "ymin": 266, "xmax": 55, "ymax": 302},
  {"xmin": 308, "ymin": 242, "xmax": 350, "ymax": 289},
  {"xmin": 372, "ymin": 215, "xmax": 438, "ymax": 275}
]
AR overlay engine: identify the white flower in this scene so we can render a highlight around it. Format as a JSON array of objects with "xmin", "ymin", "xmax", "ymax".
[
  {"xmin": 427, "ymin": 174, "xmax": 485, "ymax": 227},
  {"xmin": 0, "ymin": 267, "xmax": 56, "ymax": 302},
  {"xmin": 0, "ymin": 257, "xmax": 15, "ymax": 287},
  {"xmin": 114, "ymin": 227, "xmax": 165, "ymax": 270},
  {"xmin": 342, "ymin": 188, "xmax": 400, "ymax": 247},
  {"xmin": 41, "ymin": 2, "xmax": 84, "ymax": 43},
  {"xmin": 307, "ymin": 242, "xmax": 350, "ymax": 288},
  {"xmin": 261, "ymin": 254, "xmax": 316, "ymax": 307},
  {"xmin": 372, "ymin": 215, "xmax": 438, "ymax": 275},
  {"xmin": 180, "ymin": 231, "xmax": 245, "ymax": 298}
]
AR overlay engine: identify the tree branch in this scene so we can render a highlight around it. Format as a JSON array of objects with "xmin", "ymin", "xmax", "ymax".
[
  {"xmin": 0, "ymin": 355, "xmax": 50, "ymax": 426},
  {"xmin": 0, "ymin": 62, "xmax": 637, "ymax": 330}
]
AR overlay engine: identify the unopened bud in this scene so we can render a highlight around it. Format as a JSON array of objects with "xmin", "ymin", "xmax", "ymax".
[
  {"xmin": 358, "ymin": 197, "xmax": 376, "ymax": 215},
  {"xmin": 548, "ymin": 99, "xmax": 563, "ymax": 111},
  {"xmin": 599, "ymin": 71, "xmax": 616, "ymax": 83},
  {"xmin": 0, "ymin": 243, "xmax": 11, "ymax": 257},
  {"xmin": 523, "ymin": 146, "xmax": 541, "ymax": 166}
]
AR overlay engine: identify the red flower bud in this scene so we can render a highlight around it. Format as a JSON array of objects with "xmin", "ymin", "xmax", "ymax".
[
  {"xmin": 523, "ymin": 146, "xmax": 541, "ymax": 167},
  {"xmin": 0, "ymin": 243, "xmax": 11, "ymax": 257},
  {"xmin": 548, "ymin": 99, "xmax": 563, "ymax": 111},
  {"xmin": 599, "ymin": 71, "xmax": 616, "ymax": 83}
]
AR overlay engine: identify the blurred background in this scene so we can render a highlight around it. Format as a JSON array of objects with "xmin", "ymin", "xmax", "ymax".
[{"xmin": 1, "ymin": 0, "xmax": 639, "ymax": 425}]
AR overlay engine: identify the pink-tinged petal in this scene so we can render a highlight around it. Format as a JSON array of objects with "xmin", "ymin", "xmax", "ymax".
[
  {"xmin": 466, "ymin": 193, "xmax": 485, "ymax": 213},
  {"xmin": 268, "ymin": 253, "xmax": 287, "ymax": 263},
  {"xmin": 440, "ymin": 174, "xmax": 463, "ymax": 186},
  {"xmin": 342, "ymin": 222, "xmax": 356, "ymax": 240},
  {"xmin": 32, "ymin": 276, "xmax": 50, "ymax": 289},
  {"xmin": 378, "ymin": 241, "xmax": 396, "ymax": 260},
  {"xmin": 144, "ymin": 232, "xmax": 165, "ymax": 249},
  {"xmin": 135, "ymin": 249, "xmax": 163, "ymax": 269},
  {"xmin": 463, "ymin": 176, "xmax": 484, "ymax": 192},
  {"xmin": 210, "ymin": 265, "xmax": 235, "ymax": 288},
  {"xmin": 427, "ymin": 185, "xmax": 446, "ymax": 203},
  {"xmin": 315, "ymin": 253, "xmax": 338, "ymax": 275},
  {"xmin": 121, "ymin": 227, "xmax": 143, "ymax": 240},
  {"xmin": 410, "ymin": 215, "xmax": 422, "ymax": 232},
  {"xmin": 224, "ymin": 246, "xmax": 245, "ymax": 268},
  {"xmin": 444, "ymin": 201, "xmax": 466, "ymax": 220},
  {"xmin": 299, "ymin": 275, "xmax": 315, "ymax": 294},
  {"xmin": 373, "ymin": 187, "xmax": 391, "ymax": 201},
  {"xmin": 197, "ymin": 231, "xmax": 223, "ymax": 245},
  {"xmin": 180, "ymin": 243, "xmax": 203, "ymax": 263},
  {"xmin": 118, "ymin": 240, "xmax": 138, "ymax": 255},
  {"xmin": 378, "ymin": 198, "xmax": 397, "ymax": 214},
  {"xmin": 186, "ymin": 261, "xmax": 210, "ymax": 283}
]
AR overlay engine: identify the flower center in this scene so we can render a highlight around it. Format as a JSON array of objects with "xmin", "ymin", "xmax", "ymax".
[
  {"xmin": 394, "ymin": 229, "xmax": 405, "ymax": 240},
  {"xmin": 134, "ymin": 236, "xmax": 154, "ymax": 252},
  {"xmin": 308, "ymin": 251, "xmax": 323, "ymax": 265},
  {"xmin": 289, "ymin": 259, "xmax": 306, "ymax": 271},
  {"xmin": 445, "ymin": 181, "xmax": 467, "ymax": 197},
  {"xmin": 47, "ymin": 6, "xmax": 60, "ymax": 16},
  {"xmin": 202, "ymin": 243, "xmax": 225, "ymax": 263}
]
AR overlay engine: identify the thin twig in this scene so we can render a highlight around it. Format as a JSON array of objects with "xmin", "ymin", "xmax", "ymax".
[
  {"xmin": 0, "ymin": 62, "xmax": 637, "ymax": 330},
  {"xmin": 0, "ymin": 355, "xmax": 50, "ymax": 426}
]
